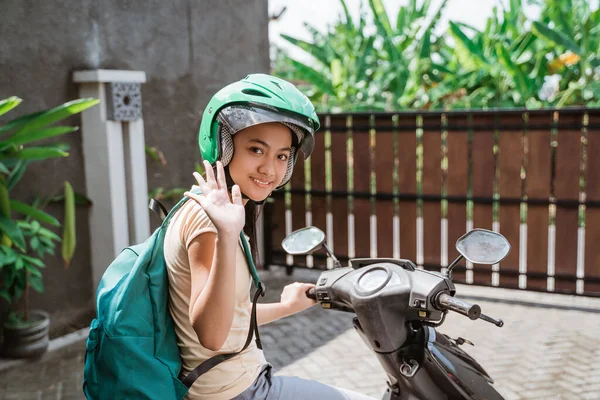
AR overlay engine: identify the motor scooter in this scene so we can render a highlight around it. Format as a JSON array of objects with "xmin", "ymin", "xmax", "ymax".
[{"xmin": 282, "ymin": 227, "xmax": 509, "ymax": 400}]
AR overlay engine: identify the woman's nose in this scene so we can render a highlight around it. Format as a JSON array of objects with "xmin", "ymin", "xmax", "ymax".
[{"xmin": 258, "ymin": 159, "xmax": 275, "ymax": 177}]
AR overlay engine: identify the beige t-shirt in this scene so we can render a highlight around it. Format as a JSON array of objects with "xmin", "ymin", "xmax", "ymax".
[{"xmin": 164, "ymin": 197, "xmax": 266, "ymax": 400}]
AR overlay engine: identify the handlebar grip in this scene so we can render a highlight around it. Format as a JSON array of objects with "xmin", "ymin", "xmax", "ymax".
[
  {"xmin": 435, "ymin": 293, "xmax": 481, "ymax": 320},
  {"xmin": 306, "ymin": 287, "xmax": 316, "ymax": 300}
]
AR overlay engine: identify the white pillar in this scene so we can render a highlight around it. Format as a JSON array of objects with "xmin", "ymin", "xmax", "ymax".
[{"xmin": 73, "ymin": 69, "xmax": 150, "ymax": 292}]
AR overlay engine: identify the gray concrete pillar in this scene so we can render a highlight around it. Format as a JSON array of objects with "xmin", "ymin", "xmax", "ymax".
[{"xmin": 73, "ymin": 69, "xmax": 150, "ymax": 292}]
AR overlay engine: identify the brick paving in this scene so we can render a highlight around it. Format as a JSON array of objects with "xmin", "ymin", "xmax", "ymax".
[
  {"xmin": 1, "ymin": 265, "xmax": 599, "ymax": 399},
  {"xmin": 0, "ymin": 339, "xmax": 85, "ymax": 400}
]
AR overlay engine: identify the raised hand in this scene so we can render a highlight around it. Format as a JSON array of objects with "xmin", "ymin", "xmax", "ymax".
[{"xmin": 184, "ymin": 160, "xmax": 245, "ymax": 236}]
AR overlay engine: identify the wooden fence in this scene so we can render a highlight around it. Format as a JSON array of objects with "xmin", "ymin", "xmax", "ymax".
[{"xmin": 264, "ymin": 108, "xmax": 600, "ymax": 297}]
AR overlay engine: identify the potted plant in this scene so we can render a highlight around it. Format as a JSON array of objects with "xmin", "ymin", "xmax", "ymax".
[{"xmin": 0, "ymin": 96, "xmax": 98, "ymax": 358}]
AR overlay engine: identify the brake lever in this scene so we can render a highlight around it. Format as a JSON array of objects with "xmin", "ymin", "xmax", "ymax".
[
  {"xmin": 451, "ymin": 337, "xmax": 474, "ymax": 346},
  {"xmin": 478, "ymin": 312, "xmax": 504, "ymax": 327}
]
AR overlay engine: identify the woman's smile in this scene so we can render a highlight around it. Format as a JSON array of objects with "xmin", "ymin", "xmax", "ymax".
[{"xmin": 250, "ymin": 176, "xmax": 274, "ymax": 189}]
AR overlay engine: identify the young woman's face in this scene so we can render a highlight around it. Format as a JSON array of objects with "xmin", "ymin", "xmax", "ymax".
[{"xmin": 228, "ymin": 122, "xmax": 293, "ymax": 202}]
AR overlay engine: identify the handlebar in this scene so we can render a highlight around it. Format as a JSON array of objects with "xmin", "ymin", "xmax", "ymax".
[
  {"xmin": 435, "ymin": 293, "xmax": 481, "ymax": 320},
  {"xmin": 307, "ymin": 281, "xmax": 502, "ymax": 327}
]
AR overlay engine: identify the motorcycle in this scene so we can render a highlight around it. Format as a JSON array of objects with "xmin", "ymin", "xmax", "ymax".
[{"xmin": 281, "ymin": 227, "xmax": 509, "ymax": 400}]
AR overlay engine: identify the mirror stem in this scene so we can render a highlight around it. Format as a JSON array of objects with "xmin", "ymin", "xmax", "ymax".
[
  {"xmin": 446, "ymin": 255, "xmax": 464, "ymax": 279},
  {"xmin": 322, "ymin": 242, "xmax": 342, "ymax": 268}
]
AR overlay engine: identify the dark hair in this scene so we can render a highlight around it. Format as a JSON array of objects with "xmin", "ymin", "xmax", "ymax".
[{"xmin": 244, "ymin": 202, "xmax": 262, "ymax": 265}]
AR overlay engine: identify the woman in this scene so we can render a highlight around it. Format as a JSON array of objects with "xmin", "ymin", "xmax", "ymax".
[{"xmin": 164, "ymin": 74, "xmax": 376, "ymax": 400}]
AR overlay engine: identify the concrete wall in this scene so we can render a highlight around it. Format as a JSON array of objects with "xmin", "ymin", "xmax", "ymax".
[{"xmin": 0, "ymin": 0, "xmax": 270, "ymax": 327}]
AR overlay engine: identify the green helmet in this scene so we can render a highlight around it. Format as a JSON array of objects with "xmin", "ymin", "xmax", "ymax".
[{"xmin": 198, "ymin": 74, "xmax": 320, "ymax": 189}]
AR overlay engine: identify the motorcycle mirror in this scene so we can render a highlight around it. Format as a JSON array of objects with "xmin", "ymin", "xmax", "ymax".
[
  {"xmin": 282, "ymin": 226, "xmax": 326, "ymax": 255},
  {"xmin": 455, "ymin": 229, "xmax": 511, "ymax": 265}
]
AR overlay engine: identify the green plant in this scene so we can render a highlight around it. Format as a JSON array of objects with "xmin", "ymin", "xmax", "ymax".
[
  {"xmin": 532, "ymin": 0, "xmax": 600, "ymax": 107},
  {"xmin": 273, "ymin": 0, "xmax": 600, "ymax": 110},
  {"xmin": 274, "ymin": 0, "xmax": 448, "ymax": 111},
  {"xmin": 0, "ymin": 96, "xmax": 99, "ymax": 324},
  {"xmin": 442, "ymin": 0, "xmax": 600, "ymax": 108},
  {"xmin": 442, "ymin": 0, "xmax": 542, "ymax": 108}
]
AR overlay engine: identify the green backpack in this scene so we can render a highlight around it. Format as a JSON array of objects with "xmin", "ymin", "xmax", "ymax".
[{"xmin": 83, "ymin": 194, "xmax": 265, "ymax": 399}]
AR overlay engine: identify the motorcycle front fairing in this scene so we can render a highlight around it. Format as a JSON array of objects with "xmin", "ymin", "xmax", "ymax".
[{"xmin": 315, "ymin": 260, "xmax": 504, "ymax": 400}]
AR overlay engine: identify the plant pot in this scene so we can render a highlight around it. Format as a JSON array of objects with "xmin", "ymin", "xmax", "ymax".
[{"xmin": 1, "ymin": 309, "xmax": 50, "ymax": 358}]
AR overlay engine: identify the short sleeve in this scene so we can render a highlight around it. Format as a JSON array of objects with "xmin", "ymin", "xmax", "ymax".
[{"xmin": 178, "ymin": 200, "xmax": 218, "ymax": 249}]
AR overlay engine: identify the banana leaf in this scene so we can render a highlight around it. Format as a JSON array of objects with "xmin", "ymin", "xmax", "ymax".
[
  {"xmin": 420, "ymin": 30, "xmax": 431, "ymax": 59},
  {"xmin": 302, "ymin": 22, "xmax": 343, "ymax": 61},
  {"xmin": 62, "ymin": 181, "xmax": 75, "ymax": 266},
  {"xmin": 369, "ymin": 0, "xmax": 393, "ymax": 36},
  {"xmin": 396, "ymin": 6, "xmax": 406, "ymax": 31},
  {"xmin": 13, "ymin": 98, "xmax": 99, "ymax": 137},
  {"xmin": 532, "ymin": 21, "xmax": 583, "ymax": 55},
  {"xmin": 424, "ymin": 0, "xmax": 447, "ymax": 34},
  {"xmin": 0, "ymin": 97, "xmax": 22, "ymax": 117},
  {"xmin": 496, "ymin": 43, "xmax": 533, "ymax": 96},
  {"xmin": 6, "ymin": 161, "xmax": 28, "ymax": 190},
  {"xmin": 11, "ymin": 146, "xmax": 69, "ymax": 161},
  {"xmin": 0, "ymin": 111, "xmax": 46, "ymax": 135},
  {"xmin": 331, "ymin": 59, "xmax": 344, "ymax": 89},
  {"xmin": 418, "ymin": 0, "xmax": 431, "ymax": 18},
  {"xmin": 281, "ymin": 34, "xmax": 331, "ymax": 67},
  {"xmin": 0, "ymin": 126, "xmax": 78, "ymax": 150},
  {"xmin": 287, "ymin": 59, "xmax": 334, "ymax": 95},
  {"xmin": 355, "ymin": 36, "xmax": 376, "ymax": 82},
  {"xmin": 510, "ymin": 32, "xmax": 536, "ymax": 58},
  {"xmin": 449, "ymin": 22, "xmax": 488, "ymax": 65},
  {"xmin": 339, "ymin": 0, "xmax": 354, "ymax": 31},
  {"xmin": 369, "ymin": 0, "xmax": 400, "ymax": 66}
]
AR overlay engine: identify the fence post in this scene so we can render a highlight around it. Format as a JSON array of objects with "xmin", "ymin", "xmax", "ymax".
[{"xmin": 73, "ymin": 69, "xmax": 150, "ymax": 292}]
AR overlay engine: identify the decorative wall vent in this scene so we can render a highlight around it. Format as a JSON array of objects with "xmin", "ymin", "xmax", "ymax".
[{"xmin": 107, "ymin": 82, "xmax": 142, "ymax": 121}]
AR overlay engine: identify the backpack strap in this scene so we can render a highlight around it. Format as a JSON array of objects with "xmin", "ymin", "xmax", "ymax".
[
  {"xmin": 181, "ymin": 282, "xmax": 265, "ymax": 388},
  {"xmin": 149, "ymin": 198, "xmax": 169, "ymax": 222},
  {"xmin": 149, "ymin": 194, "xmax": 194, "ymax": 226},
  {"xmin": 240, "ymin": 233, "xmax": 262, "ymax": 290}
]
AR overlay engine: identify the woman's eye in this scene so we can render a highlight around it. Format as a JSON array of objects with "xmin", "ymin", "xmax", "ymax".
[
  {"xmin": 278, "ymin": 154, "xmax": 289, "ymax": 161},
  {"xmin": 250, "ymin": 147, "xmax": 264, "ymax": 154}
]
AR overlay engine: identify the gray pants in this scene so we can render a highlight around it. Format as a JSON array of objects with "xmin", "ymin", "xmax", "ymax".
[{"xmin": 231, "ymin": 364, "xmax": 378, "ymax": 400}]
